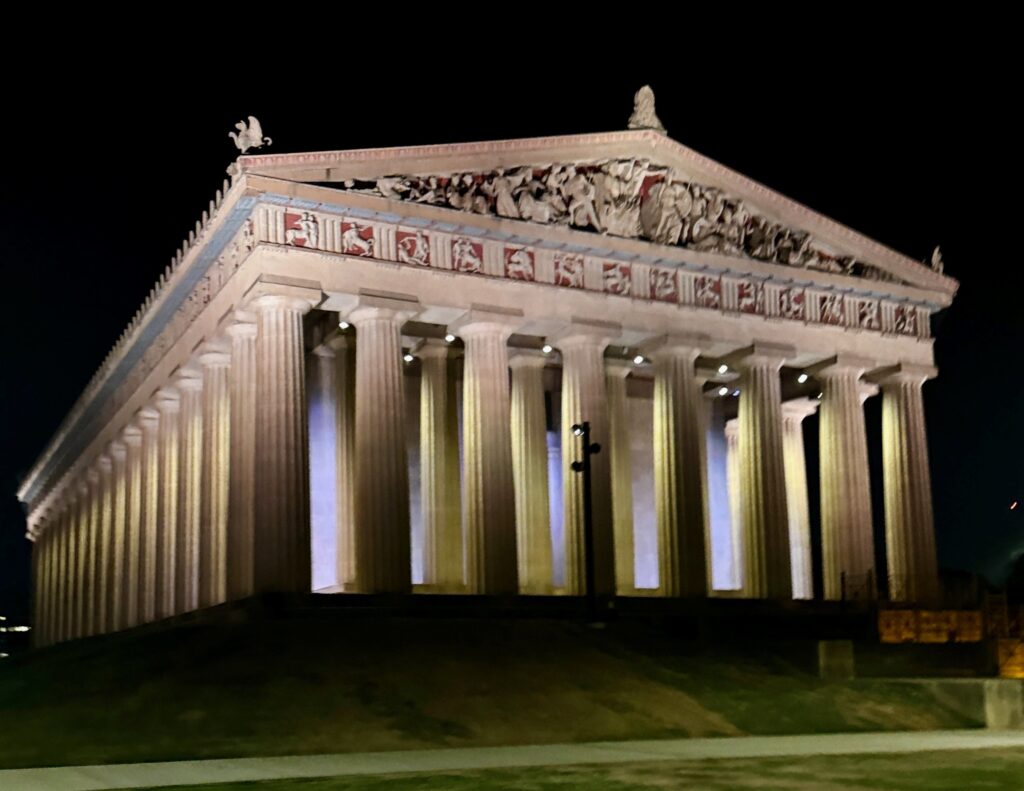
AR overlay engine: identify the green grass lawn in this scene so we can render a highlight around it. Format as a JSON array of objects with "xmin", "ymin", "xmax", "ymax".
[
  {"xmin": 135, "ymin": 749, "xmax": 1024, "ymax": 790},
  {"xmin": 0, "ymin": 616, "xmax": 982, "ymax": 769}
]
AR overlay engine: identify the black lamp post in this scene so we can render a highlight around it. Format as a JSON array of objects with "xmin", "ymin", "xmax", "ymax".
[{"xmin": 570, "ymin": 421, "xmax": 601, "ymax": 619}]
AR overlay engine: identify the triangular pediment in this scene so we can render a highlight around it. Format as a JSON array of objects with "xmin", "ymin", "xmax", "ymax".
[{"xmin": 238, "ymin": 131, "xmax": 956, "ymax": 297}]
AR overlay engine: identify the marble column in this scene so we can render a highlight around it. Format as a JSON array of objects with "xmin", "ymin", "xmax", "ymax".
[
  {"xmin": 72, "ymin": 481, "xmax": 89, "ymax": 639},
  {"xmin": 817, "ymin": 358, "xmax": 876, "ymax": 600},
  {"xmin": 57, "ymin": 505, "xmax": 69, "ymax": 642},
  {"xmin": 199, "ymin": 344, "xmax": 231, "ymax": 608},
  {"xmin": 606, "ymin": 361, "xmax": 634, "ymax": 594},
  {"xmin": 225, "ymin": 313, "xmax": 257, "ymax": 600},
  {"xmin": 109, "ymin": 441, "xmax": 128, "ymax": 630},
  {"xmin": 724, "ymin": 418, "xmax": 745, "ymax": 591},
  {"xmin": 457, "ymin": 316, "xmax": 517, "ymax": 595},
  {"xmin": 349, "ymin": 303, "xmax": 412, "ymax": 593},
  {"xmin": 138, "ymin": 407, "xmax": 161, "ymax": 624},
  {"xmin": 418, "ymin": 339, "xmax": 463, "ymax": 590},
  {"xmin": 39, "ymin": 527, "xmax": 51, "ymax": 645},
  {"xmin": 175, "ymin": 370, "xmax": 204, "ymax": 613},
  {"xmin": 781, "ymin": 399, "xmax": 818, "ymax": 600},
  {"xmin": 123, "ymin": 425, "xmax": 144, "ymax": 628},
  {"xmin": 880, "ymin": 365, "xmax": 940, "ymax": 603},
  {"xmin": 94, "ymin": 456, "xmax": 113, "ymax": 634},
  {"xmin": 736, "ymin": 345, "xmax": 792, "ymax": 599},
  {"xmin": 557, "ymin": 326, "xmax": 615, "ymax": 597},
  {"xmin": 154, "ymin": 388, "xmax": 181, "ymax": 619},
  {"xmin": 252, "ymin": 294, "xmax": 314, "ymax": 594},
  {"xmin": 330, "ymin": 335, "xmax": 358, "ymax": 589},
  {"xmin": 650, "ymin": 338, "xmax": 708, "ymax": 598},
  {"xmin": 510, "ymin": 351, "xmax": 553, "ymax": 594},
  {"xmin": 83, "ymin": 470, "xmax": 101, "ymax": 636}
]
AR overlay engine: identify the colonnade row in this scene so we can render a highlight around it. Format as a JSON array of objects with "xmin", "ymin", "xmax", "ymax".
[{"xmin": 30, "ymin": 291, "xmax": 940, "ymax": 645}]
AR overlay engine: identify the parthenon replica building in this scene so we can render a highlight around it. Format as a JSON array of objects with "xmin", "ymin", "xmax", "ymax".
[{"xmin": 21, "ymin": 94, "xmax": 958, "ymax": 645}]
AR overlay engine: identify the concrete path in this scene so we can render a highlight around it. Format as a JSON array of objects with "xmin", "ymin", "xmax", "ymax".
[{"xmin": 3, "ymin": 729, "xmax": 1024, "ymax": 790}]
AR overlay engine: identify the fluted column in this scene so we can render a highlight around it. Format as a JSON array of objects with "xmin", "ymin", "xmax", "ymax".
[
  {"xmin": 510, "ymin": 351, "xmax": 553, "ymax": 594},
  {"xmin": 349, "ymin": 304, "xmax": 412, "ymax": 593},
  {"xmin": 175, "ymin": 371, "xmax": 203, "ymax": 613},
  {"xmin": 817, "ymin": 358, "xmax": 876, "ymax": 600},
  {"xmin": 782, "ymin": 399, "xmax": 818, "ymax": 600},
  {"xmin": 650, "ymin": 338, "xmax": 708, "ymax": 598},
  {"xmin": 93, "ymin": 456, "xmax": 112, "ymax": 634},
  {"xmin": 123, "ymin": 425, "xmax": 143, "ymax": 628},
  {"xmin": 40, "ymin": 527, "xmax": 52, "ymax": 645},
  {"xmin": 199, "ymin": 345, "xmax": 231, "ymax": 607},
  {"xmin": 418, "ymin": 339, "xmax": 463, "ymax": 589},
  {"xmin": 138, "ymin": 407, "xmax": 160, "ymax": 624},
  {"xmin": 82, "ymin": 470, "xmax": 100, "ymax": 636},
  {"xmin": 736, "ymin": 346, "xmax": 792, "ymax": 599},
  {"xmin": 331, "ymin": 335, "xmax": 358, "ymax": 589},
  {"xmin": 252, "ymin": 294, "xmax": 314, "ymax": 593},
  {"xmin": 225, "ymin": 314, "xmax": 257, "ymax": 600},
  {"xmin": 724, "ymin": 418, "xmax": 744, "ymax": 591},
  {"xmin": 558, "ymin": 327, "xmax": 615, "ymax": 596},
  {"xmin": 881, "ymin": 365, "xmax": 939, "ymax": 603},
  {"xmin": 71, "ymin": 481, "xmax": 89, "ymax": 639},
  {"xmin": 109, "ymin": 441, "xmax": 128, "ymax": 630},
  {"xmin": 606, "ymin": 361, "xmax": 634, "ymax": 594},
  {"xmin": 57, "ymin": 504, "xmax": 70, "ymax": 642},
  {"xmin": 458, "ymin": 318, "xmax": 517, "ymax": 595},
  {"xmin": 154, "ymin": 389, "xmax": 180, "ymax": 619}
]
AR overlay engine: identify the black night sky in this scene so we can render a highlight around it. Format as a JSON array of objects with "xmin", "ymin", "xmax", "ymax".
[{"xmin": 1, "ymin": 31, "xmax": 1020, "ymax": 619}]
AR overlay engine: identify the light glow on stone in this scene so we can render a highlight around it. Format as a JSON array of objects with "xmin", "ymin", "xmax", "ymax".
[
  {"xmin": 338, "ymin": 321, "xmax": 350, "ymax": 330},
  {"xmin": 403, "ymin": 353, "xmax": 414, "ymax": 363},
  {"xmin": 718, "ymin": 386, "xmax": 729, "ymax": 396},
  {"xmin": 732, "ymin": 389, "xmax": 740, "ymax": 397},
  {"xmin": 542, "ymin": 344, "xmax": 553, "ymax": 354},
  {"xmin": 718, "ymin": 364, "xmax": 729, "ymax": 374},
  {"xmin": 444, "ymin": 333, "xmax": 456, "ymax": 343},
  {"xmin": 797, "ymin": 373, "xmax": 809, "ymax": 384},
  {"xmin": 633, "ymin": 355, "xmax": 645, "ymax": 365}
]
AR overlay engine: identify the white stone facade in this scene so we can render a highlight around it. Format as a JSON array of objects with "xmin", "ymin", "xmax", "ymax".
[{"xmin": 20, "ymin": 130, "xmax": 957, "ymax": 644}]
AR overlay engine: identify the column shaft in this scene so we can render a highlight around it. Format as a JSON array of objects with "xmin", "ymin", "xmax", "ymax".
[
  {"xmin": 351, "ymin": 307, "xmax": 411, "ymax": 593},
  {"xmin": 226, "ymin": 316, "xmax": 257, "ymax": 600},
  {"xmin": 139, "ymin": 410, "xmax": 161, "ymax": 624},
  {"xmin": 253, "ymin": 295, "xmax": 313, "ymax": 593},
  {"xmin": 155, "ymin": 391, "xmax": 180, "ymax": 619},
  {"xmin": 782, "ymin": 400, "xmax": 817, "ymax": 600},
  {"xmin": 109, "ymin": 443, "xmax": 128, "ymax": 630},
  {"xmin": 123, "ymin": 427, "xmax": 144, "ymax": 628},
  {"xmin": 882, "ymin": 371, "xmax": 939, "ymax": 603},
  {"xmin": 606, "ymin": 363, "xmax": 635, "ymax": 593},
  {"xmin": 176, "ymin": 375, "xmax": 203, "ymax": 613},
  {"xmin": 724, "ymin": 419, "xmax": 745, "ymax": 590},
  {"xmin": 652, "ymin": 344, "xmax": 707, "ymax": 598},
  {"xmin": 559, "ymin": 335, "xmax": 614, "ymax": 596},
  {"xmin": 510, "ymin": 353, "xmax": 553, "ymax": 594},
  {"xmin": 819, "ymin": 364, "xmax": 875, "ymax": 600},
  {"xmin": 199, "ymin": 349, "xmax": 231, "ymax": 607},
  {"xmin": 333, "ymin": 336, "xmax": 358, "ymax": 588},
  {"xmin": 737, "ymin": 353, "xmax": 791, "ymax": 599},
  {"xmin": 419, "ymin": 341, "xmax": 463, "ymax": 589}
]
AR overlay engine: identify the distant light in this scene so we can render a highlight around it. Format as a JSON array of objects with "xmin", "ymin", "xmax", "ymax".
[
  {"xmin": 0, "ymin": 653, "xmax": 8, "ymax": 659},
  {"xmin": 633, "ymin": 355, "xmax": 645, "ymax": 365},
  {"xmin": 1012, "ymin": 501, "xmax": 1019, "ymax": 511},
  {"xmin": 11, "ymin": 626, "xmax": 29, "ymax": 633},
  {"xmin": 444, "ymin": 333, "xmax": 456, "ymax": 343},
  {"xmin": 797, "ymin": 373, "xmax": 809, "ymax": 384},
  {"xmin": 718, "ymin": 364, "xmax": 729, "ymax": 374},
  {"xmin": 816, "ymin": 392, "xmax": 823, "ymax": 399},
  {"xmin": 732, "ymin": 389, "xmax": 740, "ymax": 397},
  {"xmin": 572, "ymin": 424, "xmax": 585, "ymax": 437},
  {"xmin": 338, "ymin": 321, "xmax": 350, "ymax": 330},
  {"xmin": 542, "ymin": 344, "xmax": 553, "ymax": 354},
  {"xmin": 718, "ymin": 386, "xmax": 729, "ymax": 397},
  {"xmin": 403, "ymin": 353, "xmax": 414, "ymax": 363}
]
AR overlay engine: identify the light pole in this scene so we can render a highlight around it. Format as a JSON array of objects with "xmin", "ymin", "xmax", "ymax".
[{"xmin": 570, "ymin": 421, "xmax": 601, "ymax": 619}]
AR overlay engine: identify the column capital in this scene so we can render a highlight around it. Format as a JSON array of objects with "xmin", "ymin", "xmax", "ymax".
[
  {"xmin": 75, "ymin": 478, "xmax": 89, "ymax": 497},
  {"xmin": 225, "ymin": 311, "xmax": 258, "ymax": 341},
  {"xmin": 731, "ymin": 342, "xmax": 796, "ymax": 370},
  {"xmin": 109, "ymin": 440, "xmax": 128, "ymax": 460},
  {"xmin": 449, "ymin": 305, "xmax": 523, "ymax": 339},
  {"xmin": 724, "ymin": 417, "xmax": 739, "ymax": 440},
  {"xmin": 326, "ymin": 333, "xmax": 354, "ymax": 352},
  {"xmin": 508, "ymin": 348, "xmax": 550, "ymax": 370},
  {"xmin": 86, "ymin": 467, "xmax": 101, "ymax": 486},
  {"xmin": 414, "ymin": 337, "xmax": 454, "ymax": 360},
  {"xmin": 874, "ymin": 363, "xmax": 938, "ymax": 387},
  {"xmin": 174, "ymin": 366, "xmax": 204, "ymax": 392},
  {"xmin": 606, "ymin": 359, "xmax": 634, "ymax": 379},
  {"xmin": 781, "ymin": 397, "xmax": 820, "ymax": 423},
  {"xmin": 641, "ymin": 332, "xmax": 708, "ymax": 360},
  {"xmin": 155, "ymin": 387, "xmax": 181, "ymax": 413},
  {"xmin": 122, "ymin": 424, "xmax": 143, "ymax": 448},
  {"xmin": 243, "ymin": 277, "xmax": 321, "ymax": 313},
  {"xmin": 197, "ymin": 341, "xmax": 231, "ymax": 369},
  {"xmin": 344, "ymin": 292, "xmax": 420, "ymax": 325},
  {"xmin": 549, "ymin": 318, "xmax": 620, "ymax": 350},
  {"xmin": 138, "ymin": 406, "xmax": 160, "ymax": 429},
  {"xmin": 858, "ymin": 382, "xmax": 880, "ymax": 404},
  {"xmin": 812, "ymin": 354, "xmax": 876, "ymax": 379},
  {"xmin": 97, "ymin": 454, "xmax": 114, "ymax": 474}
]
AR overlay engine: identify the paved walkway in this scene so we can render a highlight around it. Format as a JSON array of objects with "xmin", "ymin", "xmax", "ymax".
[{"xmin": 3, "ymin": 730, "xmax": 1024, "ymax": 790}]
